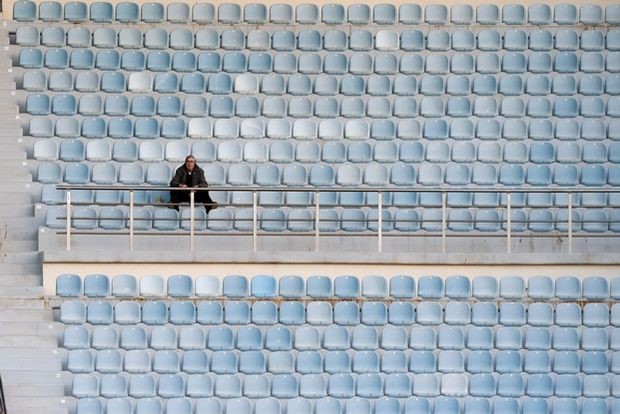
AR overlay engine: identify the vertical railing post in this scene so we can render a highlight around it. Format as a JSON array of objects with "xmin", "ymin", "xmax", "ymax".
[
  {"xmin": 441, "ymin": 192, "xmax": 446, "ymax": 253},
  {"xmin": 314, "ymin": 192, "xmax": 320, "ymax": 252},
  {"xmin": 506, "ymin": 193, "xmax": 512, "ymax": 254},
  {"xmin": 568, "ymin": 193, "xmax": 573, "ymax": 254},
  {"xmin": 66, "ymin": 190, "xmax": 71, "ymax": 251},
  {"xmin": 190, "ymin": 190, "xmax": 195, "ymax": 253},
  {"xmin": 252, "ymin": 191, "xmax": 258, "ymax": 253},
  {"xmin": 378, "ymin": 192, "xmax": 383, "ymax": 253},
  {"xmin": 129, "ymin": 190, "xmax": 134, "ymax": 251}
]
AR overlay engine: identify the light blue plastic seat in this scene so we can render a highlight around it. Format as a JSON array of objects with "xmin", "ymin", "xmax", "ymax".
[
  {"xmin": 13, "ymin": 0, "xmax": 37, "ymax": 21},
  {"xmin": 222, "ymin": 52, "xmax": 247, "ymax": 74},
  {"xmin": 213, "ymin": 375, "xmax": 242, "ymax": 398},
  {"xmin": 218, "ymin": 3, "xmax": 241, "ymax": 23},
  {"xmin": 555, "ymin": 303, "xmax": 581, "ymax": 327},
  {"xmin": 345, "ymin": 4, "xmax": 369, "ymax": 24},
  {"xmin": 67, "ymin": 348, "xmax": 95, "ymax": 373},
  {"xmin": 90, "ymin": 28, "xmax": 117, "ymax": 50},
  {"xmin": 241, "ymin": 4, "xmax": 267, "ymax": 24},
  {"xmin": 329, "ymin": 303, "xmax": 358, "ymax": 328},
  {"xmin": 152, "ymin": 350, "xmax": 181, "ymax": 374},
  {"xmin": 57, "ymin": 274, "xmax": 83, "ymax": 299},
  {"xmin": 582, "ymin": 350, "xmax": 609, "ymax": 372},
  {"xmin": 119, "ymin": 326, "xmax": 148, "ymax": 352},
  {"xmin": 361, "ymin": 5, "xmax": 389, "ymax": 25},
  {"xmin": 322, "ymin": 4, "xmax": 344, "ymax": 24},
  {"xmin": 162, "ymin": 3, "xmax": 188, "ymax": 23},
  {"xmin": 191, "ymin": 3, "xmax": 215, "ymax": 24},
  {"xmin": 607, "ymin": 4, "xmax": 620, "ymax": 23},
  {"xmin": 16, "ymin": 26, "xmax": 40, "ymax": 47},
  {"xmin": 113, "ymin": 301, "xmax": 140, "ymax": 326},
  {"xmin": 38, "ymin": 1, "xmax": 62, "ymax": 21},
  {"xmin": 19, "ymin": 47, "xmax": 44, "ymax": 69},
  {"xmin": 467, "ymin": 350, "xmax": 494, "ymax": 375}
]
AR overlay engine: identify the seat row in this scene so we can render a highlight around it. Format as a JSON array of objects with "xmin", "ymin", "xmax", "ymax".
[
  {"xmin": 68, "ymin": 371, "xmax": 620, "ymax": 400},
  {"xmin": 27, "ymin": 116, "xmax": 620, "ymax": 142},
  {"xmin": 64, "ymin": 346, "xmax": 620, "ymax": 376},
  {"xmin": 34, "ymin": 141, "xmax": 620, "ymax": 171},
  {"xmin": 24, "ymin": 94, "xmax": 620, "ymax": 120},
  {"xmin": 15, "ymin": 26, "xmax": 620, "ymax": 53},
  {"xmin": 44, "ymin": 204, "xmax": 620, "ymax": 234},
  {"xmin": 18, "ymin": 48, "xmax": 620, "ymax": 76},
  {"xmin": 46, "ymin": 204, "xmax": 620, "ymax": 234},
  {"xmin": 12, "ymin": 1, "xmax": 620, "ymax": 26},
  {"xmin": 54, "ymin": 274, "xmax": 615, "ymax": 301},
  {"xmin": 21, "ymin": 72, "xmax": 620, "ymax": 101},
  {"xmin": 32, "ymin": 153, "xmax": 620, "ymax": 187},
  {"xmin": 71, "ymin": 395, "xmax": 620, "ymax": 414},
  {"xmin": 58, "ymin": 300, "xmax": 620, "ymax": 328},
  {"xmin": 62, "ymin": 323, "xmax": 620, "ymax": 352}
]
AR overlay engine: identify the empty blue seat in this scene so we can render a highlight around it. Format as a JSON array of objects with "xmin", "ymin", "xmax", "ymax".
[
  {"xmin": 39, "ymin": 1, "xmax": 62, "ymax": 21},
  {"xmin": 580, "ymin": 352, "xmax": 606, "ymax": 379},
  {"xmin": 57, "ymin": 274, "xmax": 82, "ymax": 298},
  {"xmin": 212, "ymin": 298, "xmax": 244, "ymax": 323},
  {"xmin": 524, "ymin": 326, "xmax": 551, "ymax": 352},
  {"xmin": 83, "ymin": 274, "xmax": 109, "ymax": 298},
  {"xmin": 555, "ymin": 276, "xmax": 581, "ymax": 300},
  {"xmin": 468, "ymin": 352, "xmax": 493, "ymax": 374},
  {"xmin": 583, "ymin": 277, "xmax": 609, "ymax": 300},
  {"xmin": 115, "ymin": 2, "xmax": 138, "ymax": 23},
  {"xmin": 220, "ymin": 275, "xmax": 248, "ymax": 298},
  {"xmin": 13, "ymin": 0, "xmax": 37, "ymax": 21}
]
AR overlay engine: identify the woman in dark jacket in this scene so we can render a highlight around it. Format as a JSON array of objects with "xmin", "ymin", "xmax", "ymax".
[{"xmin": 169, "ymin": 155, "xmax": 217, "ymax": 212}]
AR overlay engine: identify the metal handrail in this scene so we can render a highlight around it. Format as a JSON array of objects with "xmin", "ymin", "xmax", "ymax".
[
  {"xmin": 0, "ymin": 373, "xmax": 7, "ymax": 414},
  {"xmin": 55, "ymin": 185, "xmax": 620, "ymax": 255},
  {"xmin": 57, "ymin": 185, "xmax": 620, "ymax": 193}
]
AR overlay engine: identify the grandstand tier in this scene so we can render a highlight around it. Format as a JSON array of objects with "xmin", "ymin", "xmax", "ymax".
[
  {"xmin": 6, "ymin": 0, "xmax": 620, "ymax": 257},
  {"xmin": 48, "ymin": 273, "xmax": 620, "ymax": 414},
  {"xmin": 0, "ymin": 1, "xmax": 620, "ymax": 414}
]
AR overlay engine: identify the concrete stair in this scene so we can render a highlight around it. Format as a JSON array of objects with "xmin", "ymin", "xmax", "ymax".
[
  {"xmin": 0, "ymin": 26, "xmax": 65, "ymax": 414},
  {"xmin": 0, "ymin": 304, "xmax": 65, "ymax": 414}
]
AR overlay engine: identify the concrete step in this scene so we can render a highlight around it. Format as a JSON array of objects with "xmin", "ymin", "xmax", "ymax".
[
  {"xmin": 0, "ymin": 127, "xmax": 23, "ymax": 137},
  {"xmin": 0, "ymin": 103, "xmax": 18, "ymax": 114},
  {"xmin": 0, "ymin": 348, "xmax": 61, "ymax": 360},
  {"xmin": 0, "ymin": 161, "xmax": 29, "ymax": 173},
  {"xmin": 0, "ymin": 81, "xmax": 17, "ymax": 90},
  {"xmin": 0, "ymin": 239, "xmax": 38, "ymax": 252},
  {"xmin": 0, "ymin": 356, "xmax": 61, "ymax": 371},
  {"xmin": 4, "ymin": 383, "xmax": 66, "ymax": 397},
  {"xmin": 0, "ymin": 274, "xmax": 42, "ymax": 287},
  {"xmin": 0, "ymin": 298, "xmax": 50, "ymax": 309},
  {"xmin": 0, "ymin": 56, "xmax": 13, "ymax": 67},
  {"xmin": 0, "ymin": 286, "xmax": 45, "ymax": 297},
  {"xmin": 0, "ymin": 128, "xmax": 22, "ymax": 137},
  {"xmin": 5, "ymin": 397, "xmax": 70, "ymax": 412},
  {"xmin": 0, "ymin": 150, "xmax": 25, "ymax": 159},
  {"xmin": 0, "ymin": 173, "xmax": 32, "ymax": 183},
  {"xmin": 1, "ymin": 371, "xmax": 70, "ymax": 385},
  {"xmin": 0, "ymin": 335, "xmax": 57, "ymax": 348},
  {"xmin": 0, "ymin": 251, "xmax": 40, "ymax": 264},
  {"xmin": 0, "ymin": 263, "xmax": 41, "ymax": 275},
  {"xmin": 0, "ymin": 204, "xmax": 33, "ymax": 218},
  {"xmin": 0, "ymin": 321, "xmax": 60, "ymax": 336},
  {"xmin": 0, "ymin": 217, "xmax": 39, "ymax": 230},
  {"xmin": 0, "ymin": 141, "xmax": 27, "ymax": 150},
  {"xmin": 0, "ymin": 308, "xmax": 52, "ymax": 321},
  {"xmin": 0, "ymin": 182, "xmax": 35, "ymax": 192},
  {"xmin": 5, "ymin": 406, "xmax": 68, "ymax": 414},
  {"xmin": 0, "ymin": 227, "xmax": 40, "ymax": 242}
]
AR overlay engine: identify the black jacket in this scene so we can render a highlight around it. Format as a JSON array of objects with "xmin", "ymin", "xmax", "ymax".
[{"xmin": 170, "ymin": 164, "xmax": 208, "ymax": 188}]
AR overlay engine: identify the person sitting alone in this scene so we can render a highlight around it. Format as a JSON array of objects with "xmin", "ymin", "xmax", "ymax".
[{"xmin": 169, "ymin": 155, "xmax": 217, "ymax": 212}]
